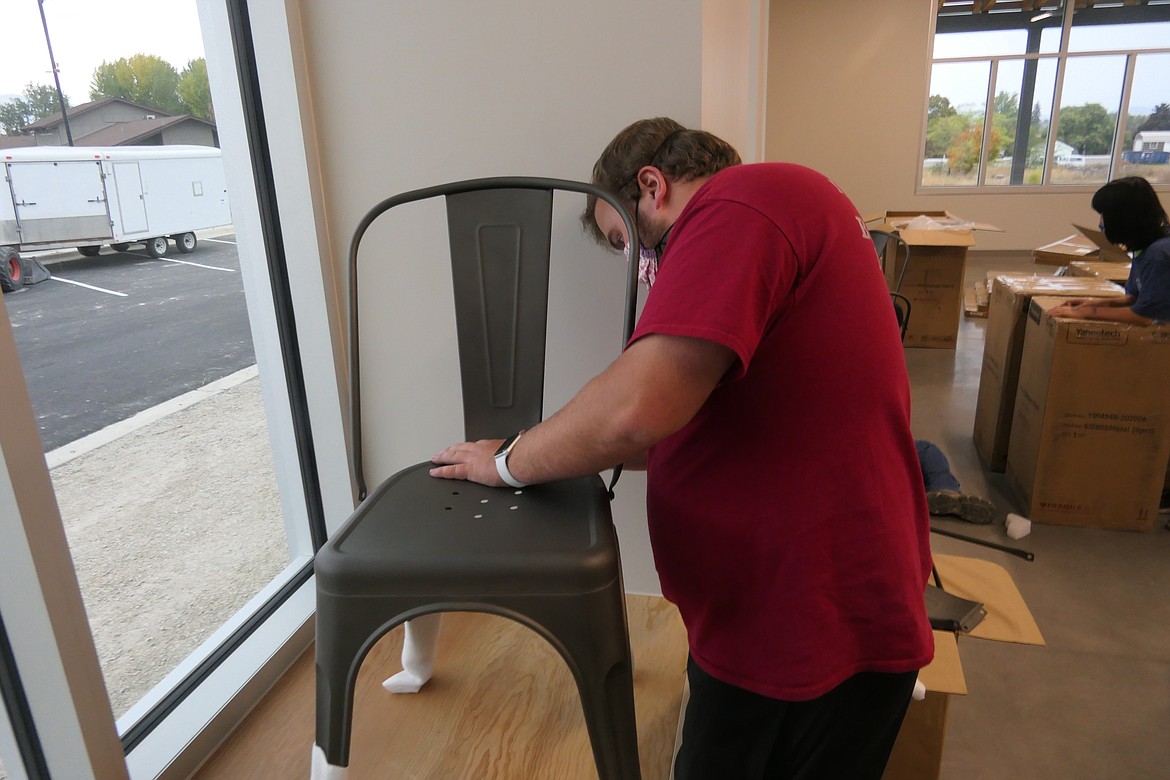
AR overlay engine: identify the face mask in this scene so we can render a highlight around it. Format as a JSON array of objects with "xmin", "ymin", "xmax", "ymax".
[{"xmin": 624, "ymin": 244, "xmax": 659, "ymax": 289}]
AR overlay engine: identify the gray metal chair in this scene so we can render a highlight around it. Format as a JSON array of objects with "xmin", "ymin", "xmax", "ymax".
[
  {"xmin": 870, "ymin": 228, "xmax": 911, "ymax": 293},
  {"xmin": 891, "ymin": 291, "xmax": 912, "ymax": 342},
  {"xmin": 313, "ymin": 177, "xmax": 642, "ymax": 778}
]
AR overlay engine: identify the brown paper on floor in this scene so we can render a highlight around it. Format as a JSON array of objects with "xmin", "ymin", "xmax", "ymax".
[{"xmin": 933, "ymin": 553, "xmax": 1045, "ymax": 645}]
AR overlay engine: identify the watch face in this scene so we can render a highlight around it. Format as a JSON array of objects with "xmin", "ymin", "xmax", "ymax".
[{"xmin": 495, "ymin": 433, "xmax": 519, "ymax": 457}]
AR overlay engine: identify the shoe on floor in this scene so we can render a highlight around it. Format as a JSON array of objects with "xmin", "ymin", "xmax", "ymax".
[{"xmin": 927, "ymin": 489, "xmax": 995, "ymax": 524}]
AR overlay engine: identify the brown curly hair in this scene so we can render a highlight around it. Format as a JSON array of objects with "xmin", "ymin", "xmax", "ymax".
[{"xmin": 580, "ymin": 117, "xmax": 741, "ymax": 247}]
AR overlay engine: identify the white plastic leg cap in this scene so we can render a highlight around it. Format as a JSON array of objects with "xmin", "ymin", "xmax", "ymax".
[{"xmin": 310, "ymin": 744, "xmax": 349, "ymax": 780}]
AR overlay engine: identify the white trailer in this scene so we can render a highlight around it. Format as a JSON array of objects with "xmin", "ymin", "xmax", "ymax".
[{"xmin": 1, "ymin": 145, "xmax": 231, "ymax": 291}]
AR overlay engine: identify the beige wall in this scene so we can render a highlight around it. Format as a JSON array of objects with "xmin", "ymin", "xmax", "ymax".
[
  {"xmin": 764, "ymin": 0, "xmax": 1101, "ymax": 251},
  {"xmin": 280, "ymin": 0, "xmax": 706, "ymax": 594},
  {"xmin": 702, "ymin": 0, "xmax": 769, "ymax": 162}
]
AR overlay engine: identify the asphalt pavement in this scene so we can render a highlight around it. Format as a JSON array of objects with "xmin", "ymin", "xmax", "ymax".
[
  {"xmin": 6, "ymin": 229, "xmax": 254, "ymax": 449},
  {"xmin": 4, "ymin": 228, "xmax": 288, "ymax": 721}
]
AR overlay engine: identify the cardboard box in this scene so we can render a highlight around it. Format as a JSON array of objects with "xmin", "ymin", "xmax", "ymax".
[
  {"xmin": 973, "ymin": 275, "xmax": 1126, "ymax": 471},
  {"xmin": 883, "ymin": 554, "xmax": 1044, "ymax": 780},
  {"xmin": 1032, "ymin": 233, "xmax": 1098, "ymax": 266},
  {"xmin": 1033, "ymin": 225, "xmax": 1132, "ymax": 266},
  {"xmin": 1067, "ymin": 260, "xmax": 1131, "ymax": 283},
  {"xmin": 1073, "ymin": 224, "xmax": 1132, "ymax": 264},
  {"xmin": 866, "ymin": 211, "xmax": 1002, "ymax": 349},
  {"xmin": 1005, "ymin": 297, "xmax": 1170, "ymax": 531}
]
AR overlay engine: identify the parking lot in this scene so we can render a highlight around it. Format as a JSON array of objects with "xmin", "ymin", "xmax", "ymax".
[{"xmin": 3, "ymin": 231, "xmax": 255, "ymax": 451}]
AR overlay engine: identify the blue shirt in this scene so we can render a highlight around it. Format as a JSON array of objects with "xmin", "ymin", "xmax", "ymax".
[{"xmin": 1125, "ymin": 235, "xmax": 1170, "ymax": 322}]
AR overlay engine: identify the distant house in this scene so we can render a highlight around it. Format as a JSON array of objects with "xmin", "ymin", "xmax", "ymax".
[
  {"xmin": 0, "ymin": 97, "xmax": 217, "ymax": 150},
  {"xmin": 1132, "ymin": 130, "xmax": 1170, "ymax": 153},
  {"xmin": 0, "ymin": 134, "xmax": 38, "ymax": 150},
  {"xmin": 1052, "ymin": 139, "xmax": 1077, "ymax": 162},
  {"xmin": 1125, "ymin": 130, "xmax": 1170, "ymax": 165}
]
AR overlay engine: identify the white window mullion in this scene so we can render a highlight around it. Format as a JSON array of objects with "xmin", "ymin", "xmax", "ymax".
[
  {"xmin": 979, "ymin": 58, "xmax": 1000, "ymax": 183},
  {"xmin": 0, "ymin": 300, "xmax": 128, "ymax": 780},
  {"xmin": 1112, "ymin": 52, "xmax": 1138, "ymax": 179}
]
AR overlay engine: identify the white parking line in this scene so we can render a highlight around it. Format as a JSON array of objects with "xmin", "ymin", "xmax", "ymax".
[
  {"xmin": 202, "ymin": 237, "xmax": 237, "ymax": 245},
  {"xmin": 161, "ymin": 257, "xmax": 237, "ymax": 272},
  {"xmin": 51, "ymin": 277, "xmax": 129, "ymax": 297}
]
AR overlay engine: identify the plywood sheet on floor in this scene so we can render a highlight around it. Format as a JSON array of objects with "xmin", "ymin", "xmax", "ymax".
[{"xmin": 193, "ymin": 594, "xmax": 687, "ymax": 779}]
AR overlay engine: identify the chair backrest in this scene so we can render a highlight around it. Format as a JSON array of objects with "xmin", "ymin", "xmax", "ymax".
[
  {"xmin": 891, "ymin": 291, "xmax": 912, "ymax": 342},
  {"xmin": 869, "ymin": 229, "xmax": 911, "ymax": 292},
  {"xmin": 347, "ymin": 177, "xmax": 640, "ymax": 499}
]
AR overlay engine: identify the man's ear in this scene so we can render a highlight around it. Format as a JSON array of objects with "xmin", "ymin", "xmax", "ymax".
[{"xmin": 636, "ymin": 166, "xmax": 668, "ymax": 208}]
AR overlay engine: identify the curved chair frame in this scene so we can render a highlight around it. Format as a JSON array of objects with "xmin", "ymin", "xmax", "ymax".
[{"xmin": 316, "ymin": 178, "xmax": 644, "ymax": 779}]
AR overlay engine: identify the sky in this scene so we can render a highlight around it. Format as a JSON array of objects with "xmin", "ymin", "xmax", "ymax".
[
  {"xmin": 2, "ymin": 0, "xmax": 205, "ymax": 106},
  {"xmin": 932, "ymin": 22, "xmax": 1170, "ymax": 115}
]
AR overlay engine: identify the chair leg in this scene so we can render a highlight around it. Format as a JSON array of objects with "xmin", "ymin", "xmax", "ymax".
[
  {"xmin": 516, "ymin": 588, "xmax": 641, "ymax": 780},
  {"xmin": 315, "ymin": 594, "xmax": 405, "ymax": 767},
  {"xmin": 310, "ymin": 743, "xmax": 349, "ymax": 780},
  {"xmin": 383, "ymin": 614, "xmax": 443, "ymax": 694}
]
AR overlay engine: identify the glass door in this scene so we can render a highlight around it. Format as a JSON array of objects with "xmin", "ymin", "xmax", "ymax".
[{"xmin": 0, "ymin": 1, "xmax": 349, "ymax": 776}]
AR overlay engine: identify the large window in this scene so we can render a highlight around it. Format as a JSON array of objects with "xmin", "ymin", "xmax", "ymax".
[
  {"xmin": 0, "ymin": 1, "xmax": 349, "ymax": 778},
  {"xmin": 923, "ymin": 1, "xmax": 1170, "ymax": 189}
]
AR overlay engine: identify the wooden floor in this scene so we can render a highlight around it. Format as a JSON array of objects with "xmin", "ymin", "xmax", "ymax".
[{"xmin": 192, "ymin": 595, "xmax": 687, "ymax": 779}]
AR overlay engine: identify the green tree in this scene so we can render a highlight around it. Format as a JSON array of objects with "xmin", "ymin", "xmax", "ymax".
[
  {"xmin": 90, "ymin": 54, "xmax": 184, "ymax": 115},
  {"xmin": 991, "ymin": 91, "xmax": 1018, "ymax": 154},
  {"xmin": 926, "ymin": 113, "xmax": 969, "ymax": 159},
  {"xmin": 0, "ymin": 82, "xmax": 69, "ymax": 135},
  {"xmin": 1136, "ymin": 103, "xmax": 1170, "ymax": 133},
  {"xmin": 928, "ymin": 95, "xmax": 957, "ymax": 122},
  {"xmin": 925, "ymin": 96, "xmax": 969, "ymax": 159},
  {"xmin": 1026, "ymin": 102, "xmax": 1050, "ymax": 167},
  {"xmin": 177, "ymin": 58, "xmax": 213, "ymax": 121},
  {"xmin": 1056, "ymin": 103, "xmax": 1115, "ymax": 155}
]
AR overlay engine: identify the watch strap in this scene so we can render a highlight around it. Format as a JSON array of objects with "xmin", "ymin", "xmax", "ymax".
[{"xmin": 494, "ymin": 432, "xmax": 526, "ymax": 488}]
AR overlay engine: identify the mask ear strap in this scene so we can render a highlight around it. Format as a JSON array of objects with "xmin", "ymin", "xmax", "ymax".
[{"xmin": 606, "ymin": 464, "xmax": 623, "ymax": 501}]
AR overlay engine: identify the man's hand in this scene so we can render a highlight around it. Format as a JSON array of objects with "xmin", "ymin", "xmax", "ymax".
[
  {"xmin": 429, "ymin": 439, "xmax": 506, "ymax": 486},
  {"xmin": 427, "ymin": 334, "xmax": 735, "ymax": 488}
]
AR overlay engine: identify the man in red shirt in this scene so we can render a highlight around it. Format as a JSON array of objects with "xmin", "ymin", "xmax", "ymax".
[{"xmin": 432, "ymin": 117, "xmax": 933, "ymax": 778}]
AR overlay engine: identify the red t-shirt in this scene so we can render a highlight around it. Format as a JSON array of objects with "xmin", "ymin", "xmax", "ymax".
[{"xmin": 631, "ymin": 162, "xmax": 934, "ymax": 701}]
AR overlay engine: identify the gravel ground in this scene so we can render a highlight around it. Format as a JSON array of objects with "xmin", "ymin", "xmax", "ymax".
[{"xmin": 51, "ymin": 374, "xmax": 288, "ymax": 719}]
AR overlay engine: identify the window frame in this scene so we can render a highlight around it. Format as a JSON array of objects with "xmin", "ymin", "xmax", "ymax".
[
  {"xmin": 920, "ymin": 2, "xmax": 1170, "ymax": 194},
  {"xmin": 0, "ymin": 0, "xmax": 354, "ymax": 776}
]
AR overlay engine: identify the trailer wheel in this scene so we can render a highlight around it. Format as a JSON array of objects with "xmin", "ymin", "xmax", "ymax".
[
  {"xmin": 1, "ymin": 248, "xmax": 23, "ymax": 293},
  {"xmin": 111, "ymin": 242, "xmax": 130, "ymax": 252},
  {"xmin": 77, "ymin": 245, "xmax": 101, "ymax": 257},
  {"xmin": 175, "ymin": 232, "xmax": 197, "ymax": 254},
  {"xmin": 146, "ymin": 237, "xmax": 169, "ymax": 258}
]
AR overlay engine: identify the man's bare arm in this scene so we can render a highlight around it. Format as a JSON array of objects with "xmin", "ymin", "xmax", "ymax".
[{"xmin": 430, "ymin": 334, "xmax": 736, "ymax": 486}]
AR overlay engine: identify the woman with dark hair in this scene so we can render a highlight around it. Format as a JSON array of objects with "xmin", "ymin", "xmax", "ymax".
[{"xmin": 1051, "ymin": 176, "xmax": 1170, "ymax": 324}]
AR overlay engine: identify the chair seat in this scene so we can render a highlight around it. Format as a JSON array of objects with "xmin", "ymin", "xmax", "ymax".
[{"xmin": 315, "ymin": 463, "xmax": 621, "ymax": 596}]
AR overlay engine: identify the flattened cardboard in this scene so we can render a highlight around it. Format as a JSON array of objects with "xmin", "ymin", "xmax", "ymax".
[
  {"xmin": 1033, "ymin": 233, "xmax": 1098, "ymax": 266},
  {"xmin": 1067, "ymin": 260, "xmax": 1131, "ymax": 283},
  {"xmin": 1005, "ymin": 297, "xmax": 1170, "ymax": 531},
  {"xmin": 1073, "ymin": 224, "xmax": 1133, "ymax": 264},
  {"xmin": 932, "ymin": 554, "xmax": 1045, "ymax": 645},
  {"xmin": 885, "ymin": 556, "xmax": 1038, "ymax": 780},
  {"xmin": 973, "ymin": 275, "xmax": 1126, "ymax": 471}
]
